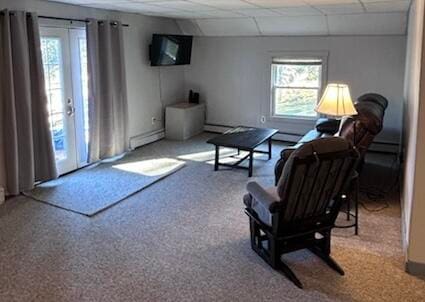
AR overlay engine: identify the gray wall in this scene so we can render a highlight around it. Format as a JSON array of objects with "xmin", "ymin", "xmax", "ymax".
[
  {"xmin": 0, "ymin": 0, "xmax": 186, "ymax": 141},
  {"xmin": 184, "ymin": 35, "xmax": 406, "ymax": 144}
]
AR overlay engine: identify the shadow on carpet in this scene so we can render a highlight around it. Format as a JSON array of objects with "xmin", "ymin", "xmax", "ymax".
[{"xmin": 24, "ymin": 155, "xmax": 185, "ymax": 217}]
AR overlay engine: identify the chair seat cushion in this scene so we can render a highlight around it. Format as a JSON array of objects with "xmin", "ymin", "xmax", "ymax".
[{"xmin": 244, "ymin": 187, "xmax": 280, "ymax": 226}]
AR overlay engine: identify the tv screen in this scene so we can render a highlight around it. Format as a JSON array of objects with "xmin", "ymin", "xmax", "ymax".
[{"xmin": 150, "ymin": 34, "xmax": 193, "ymax": 66}]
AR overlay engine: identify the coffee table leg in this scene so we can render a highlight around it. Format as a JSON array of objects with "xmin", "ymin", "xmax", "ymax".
[
  {"xmin": 248, "ymin": 150, "xmax": 253, "ymax": 177},
  {"xmin": 214, "ymin": 145, "xmax": 219, "ymax": 171},
  {"xmin": 268, "ymin": 138, "xmax": 272, "ymax": 160}
]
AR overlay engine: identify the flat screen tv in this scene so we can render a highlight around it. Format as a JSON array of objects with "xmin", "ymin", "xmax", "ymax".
[{"xmin": 150, "ymin": 34, "xmax": 193, "ymax": 66}]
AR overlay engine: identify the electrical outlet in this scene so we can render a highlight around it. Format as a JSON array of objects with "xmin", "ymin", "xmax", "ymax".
[
  {"xmin": 260, "ymin": 116, "xmax": 266, "ymax": 124},
  {"xmin": 152, "ymin": 117, "xmax": 156, "ymax": 125}
]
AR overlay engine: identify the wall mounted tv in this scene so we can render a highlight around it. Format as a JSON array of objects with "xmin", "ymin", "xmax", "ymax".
[{"xmin": 150, "ymin": 34, "xmax": 193, "ymax": 66}]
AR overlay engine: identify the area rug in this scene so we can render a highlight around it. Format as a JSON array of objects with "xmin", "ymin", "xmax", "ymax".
[{"xmin": 24, "ymin": 153, "xmax": 185, "ymax": 217}]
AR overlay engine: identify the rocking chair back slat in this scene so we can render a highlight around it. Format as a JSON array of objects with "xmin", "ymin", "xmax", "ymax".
[
  {"xmin": 284, "ymin": 165, "xmax": 311, "ymax": 219},
  {"xmin": 305, "ymin": 160, "xmax": 332, "ymax": 218},
  {"xmin": 298, "ymin": 162, "xmax": 322, "ymax": 218},
  {"xmin": 311, "ymin": 159, "xmax": 335, "ymax": 216},
  {"xmin": 318, "ymin": 158, "xmax": 345, "ymax": 214}
]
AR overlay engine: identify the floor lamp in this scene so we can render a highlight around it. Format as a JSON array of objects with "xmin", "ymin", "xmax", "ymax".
[{"xmin": 315, "ymin": 83, "xmax": 359, "ymax": 234}]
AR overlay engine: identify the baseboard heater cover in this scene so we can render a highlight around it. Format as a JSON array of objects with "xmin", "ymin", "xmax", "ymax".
[{"xmin": 130, "ymin": 129, "xmax": 165, "ymax": 150}]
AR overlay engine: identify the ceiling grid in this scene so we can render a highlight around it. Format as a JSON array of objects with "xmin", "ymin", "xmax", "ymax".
[{"xmin": 48, "ymin": 0, "xmax": 411, "ymax": 36}]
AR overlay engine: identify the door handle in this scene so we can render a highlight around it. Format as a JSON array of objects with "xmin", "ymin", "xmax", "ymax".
[
  {"xmin": 66, "ymin": 98, "xmax": 75, "ymax": 116},
  {"xmin": 66, "ymin": 105, "xmax": 75, "ymax": 116}
]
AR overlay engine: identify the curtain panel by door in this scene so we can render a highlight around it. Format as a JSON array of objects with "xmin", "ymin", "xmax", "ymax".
[
  {"xmin": 0, "ymin": 10, "xmax": 57, "ymax": 196},
  {"xmin": 86, "ymin": 19, "xmax": 129, "ymax": 163}
]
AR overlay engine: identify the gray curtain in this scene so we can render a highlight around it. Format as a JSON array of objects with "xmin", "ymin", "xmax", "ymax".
[
  {"xmin": 86, "ymin": 19, "xmax": 129, "ymax": 163},
  {"xmin": 0, "ymin": 10, "xmax": 58, "ymax": 196}
]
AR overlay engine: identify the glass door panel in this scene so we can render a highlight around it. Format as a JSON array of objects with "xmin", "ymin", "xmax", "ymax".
[
  {"xmin": 70, "ymin": 28, "xmax": 89, "ymax": 167},
  {"xmin": 41, "ymin": 28, "xmax": 77, "ymax": 175}
]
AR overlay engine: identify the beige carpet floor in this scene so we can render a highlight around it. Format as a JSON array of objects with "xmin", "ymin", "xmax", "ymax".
[{"xmin": 0, "ymin": 133, "xmax": 424, "ymax": 302}]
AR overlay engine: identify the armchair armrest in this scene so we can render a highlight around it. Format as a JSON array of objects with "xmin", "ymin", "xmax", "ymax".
[
  {"xmin": 315, "ymin": 118, "xmax": 340, "ymax": 135},
  {"xmin": 246, "ymin": 182, "xmax": 281, "ymax": 213}
]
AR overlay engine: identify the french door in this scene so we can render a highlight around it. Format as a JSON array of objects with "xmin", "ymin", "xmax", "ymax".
[{"xmin": 40, "ymin": 27, "xmax": 89, "ymax": 175}]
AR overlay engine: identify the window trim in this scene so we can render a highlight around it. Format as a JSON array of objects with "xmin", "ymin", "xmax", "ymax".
[{"xmin": 268, "ymin": 51, "xmax": 328, "ymax": 122}]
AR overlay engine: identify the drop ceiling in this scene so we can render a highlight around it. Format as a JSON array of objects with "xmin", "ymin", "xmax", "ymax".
[{"xmin": 49, "ymin": 0, "xmax": 411, "ymax": 36}]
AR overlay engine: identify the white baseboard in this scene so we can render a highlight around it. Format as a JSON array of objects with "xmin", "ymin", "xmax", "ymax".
[
  {"xmin": 130, "ymin": 129, "xmax": 165, "ymax": 150},
  {"xmin": 204, "ymin": 123, "xmax": 399, "ymax": 154}
]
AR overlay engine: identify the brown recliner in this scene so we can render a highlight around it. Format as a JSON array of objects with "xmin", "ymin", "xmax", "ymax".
[{"xmin": 275, "ymin": 93, "xmax": 388, "ymax": 184}]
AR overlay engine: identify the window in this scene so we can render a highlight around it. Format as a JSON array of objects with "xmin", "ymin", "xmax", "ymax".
[{"xmin": 271, "ymin": 58, "xmax": 323, "ymax": 119}]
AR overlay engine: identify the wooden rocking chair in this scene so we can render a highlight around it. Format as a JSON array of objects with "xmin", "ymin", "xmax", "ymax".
[{"xmin": 243, "ymin": 137, "xmax": 359, "ymax": 288}]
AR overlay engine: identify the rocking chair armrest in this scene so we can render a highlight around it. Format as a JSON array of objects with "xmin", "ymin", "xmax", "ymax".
[{"xmin": 246, "ymin": 182, "xmax": 282, "ymax": 213}]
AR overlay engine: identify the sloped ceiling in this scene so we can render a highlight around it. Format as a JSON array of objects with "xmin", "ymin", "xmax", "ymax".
[{"xmin": 49, "ymin": 0, "xmax": 411, "ymax": 36}]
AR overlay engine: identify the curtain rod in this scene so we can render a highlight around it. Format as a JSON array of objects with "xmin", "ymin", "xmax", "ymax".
[
  {"xmin": 38, "ymin": 15, "xmax": 129, "ymax": 27},
  {"xmin": 0, "ymin": 12, "xmax": 129, "ymax": 27}
]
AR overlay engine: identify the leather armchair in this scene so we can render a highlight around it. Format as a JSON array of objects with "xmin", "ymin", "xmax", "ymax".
[{"xmin": 275, "ymin": 93, "xmax": 388, "ymax": 184}]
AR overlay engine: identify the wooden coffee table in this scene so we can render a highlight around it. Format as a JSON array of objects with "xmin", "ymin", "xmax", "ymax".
[{"xmin": 207, "ymin": 126, "xmax": 278, "ymax": 177}]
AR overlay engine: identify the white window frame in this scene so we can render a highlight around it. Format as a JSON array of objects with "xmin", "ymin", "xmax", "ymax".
[{"xmin": 269, "ymin": 51, "xmax": 328, "ymax": 122}]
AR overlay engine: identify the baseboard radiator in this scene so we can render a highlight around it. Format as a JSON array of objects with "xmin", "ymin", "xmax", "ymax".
[{"xmin": 130, "ymin": 129, "xmax": 165, "ymax": 150}]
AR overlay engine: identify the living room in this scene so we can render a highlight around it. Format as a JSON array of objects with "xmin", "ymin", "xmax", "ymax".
[{"xmin": 0, "ymin": 0, "xmax": 424, "ymax": 301}]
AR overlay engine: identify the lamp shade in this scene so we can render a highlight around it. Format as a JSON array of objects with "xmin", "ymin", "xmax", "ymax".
[{"xmin": 315, "ymin": 83, "xmax": 357, "ymax": 117}]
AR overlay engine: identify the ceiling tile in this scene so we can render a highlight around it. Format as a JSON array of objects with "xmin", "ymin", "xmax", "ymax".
[
  {"xmin": 195, "ymin": 18, "xmax": 260, "ymax": 36},
  {"xmin": 363, "ymin": 1, "xmax": 411, "ymax": 13},
  {"xmin": 159, "ymin": 11, "xmax": 211, "ymax": 18},
  {"xmin": 360, "ymin": 0, "xmax": 403, "ymax": 2},
  {"xmin": 234, "ymin": 8, "xmax": 281, "ymax": 17},
  {"xmin": 314, "ymin": 3, "xmax": 365, "ymax": 14},
  {"xmin": 52, "ymin": 0, "xmax": 96, "ymax": 4},
  {"xmin": 305, "ymin": 0, "xmax": 358, "ymax": 4},
  {"xmin": 327, "ymin": 12, "xmax": 407, "ymax": 35},
  {"xmin": 255, "ymin": 15, "xmax": 328, "ymax": 35},
  {"xmin": 272, "ymin": 6, "xmax": 323, "ymax": 16},
  {"xmin": 146, "ymin": 1, "xmax": 215, "ymax": 11},
  {"xmin": 77, "ymin": 1, "xmax": 143, "ymax": 12},
  {"xmin": 244, "ymin": 0, "xmax": 307, "ymax": 7},
  {"xmin": 176, "ymin": 19, "xmax": 204, "ymax": 35},
  {"xmin": 189, "ymin": 0, "xmax": 258, "ymax": 9},
  {"xmin": 199, "ymin": 10, "xmax": 246, "ymax": 18}
]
